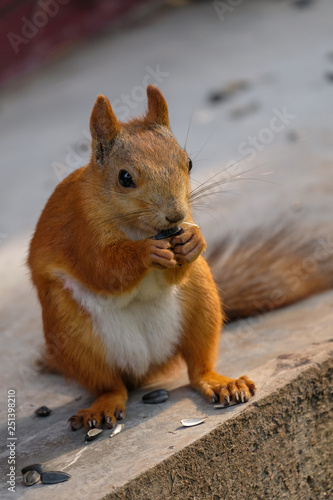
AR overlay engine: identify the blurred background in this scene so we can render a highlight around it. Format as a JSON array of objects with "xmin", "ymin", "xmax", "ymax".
[{"xmin": 1, "ymin": 0, "xmax": 333, "ymax": 249}]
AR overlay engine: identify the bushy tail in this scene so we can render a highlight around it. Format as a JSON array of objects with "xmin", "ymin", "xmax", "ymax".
[{"xmin": 207, "ymin": 221, "xmax": 333, "ymax": 321}]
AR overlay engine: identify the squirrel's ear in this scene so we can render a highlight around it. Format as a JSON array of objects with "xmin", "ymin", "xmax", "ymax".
[
  {"xmin": 90, "ymin": 95, "xmax": 120, "ymax": 141},
  {"xmin": 145, "ymin": 85, "xmax": 170, "ymax": 128},
  {"xmin": 90, "ymin": 95, "xmax": 120, "ymax": 167}
]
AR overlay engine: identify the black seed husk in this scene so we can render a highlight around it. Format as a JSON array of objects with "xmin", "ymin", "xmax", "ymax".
[
  {"xmin": 142, "ymin": 389, "xmax": 169, "ymax": 404},
  {"xmin": 85, "ymin": 428, "xmax": 103, "ymax": 441},
  {"xmin": 35, "ymin": 405, "xmax": 52, "ymax": 417},
  {"xmin": 21, "ymin": 463, "xmax": 43, "ymax": 475},
  {"xmin": 153, "ymin": 227, "xmax": 181, "ymax": 240},
  {"xmin": 41, "ymin": 471, "xmax": 71, "ymax": 484}
]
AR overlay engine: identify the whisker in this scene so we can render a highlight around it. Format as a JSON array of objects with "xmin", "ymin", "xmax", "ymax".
[
  {"xmin": 191, "ymin": 202, "xmax": 218, "ymax": 211},
  {"xmin": 190, "ymin": 158, "xmax": 212, "ymax": 164},
  {"xmin": 189, "ymin": 164, "xmax": 280, "ymax": 203},
  {"xmin": 192, "ymin": 206, "xmax": 221, "ymax": 224},
  {"xmin": 190, "ymin": 177, "xmax": 281, "ymax": 204},
  {"xmin": 190, "ymin": 130, "xmax": 215, "ymax": 162},
  {"xmin": 141, "ymin": 213, "xmax": 158, "ymax": 235},
  {"xmin": 189, "ymin": 155, "xmax": 251, "ymax": 197},
  {"xmin": 189, "ymin": 160, "xmax": 273, "ymax": 199},
  {"xmin": 228, "ymin": 176, "xmax": 282, "ymax": 186},
  {"xmin": 191, "ymin": 190, "xmax": 240, "ymax": 204},
  {"xmin": 184, "ymin": 107, "xmax": 195, "ymax": 151},
  {"xmin": 113, "ymin": 209, "xmax": 152, "ymax": 221}
]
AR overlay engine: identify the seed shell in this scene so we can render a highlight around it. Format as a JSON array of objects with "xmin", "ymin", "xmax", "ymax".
[
  {"xmin": 21, "ymin": 463, "xmax": 43, "ymax": 475},
  {"xmin": 110, "ymin": 423, "xmax": 124, "ymax": 437},
  {"xmin": 35, "ymin": 405, "xmax": 52, "ymax": 417},
  {"xmin": 85, "ymin": 428, "xmax": 102, "ymax": 442},
  {"xmin": 142, "ymin": 389, "xmax": 169, "ymax": 404},
  {"xmin": 41, "ymin": 471, "xmax": 71, "ymax": 484},
  {"xmin": 180, "ymin": 418, "xmax": 205, "ymax": 427},
  {"xmin": 23, "ymin": 470, "xmax": 41, "ymax": 486}
]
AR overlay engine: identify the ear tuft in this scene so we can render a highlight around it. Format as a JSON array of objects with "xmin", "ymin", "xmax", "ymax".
[
  {"xmin": 90, "ymin": 95, "xmax": 120, "ymax": 142},
  {"xmin": 146, "ymin": 85, "xmax": 169, "ymax": 128},
  {"xmin": 90, "ymin": 95, "xmax": 120, "ymax": 167}
]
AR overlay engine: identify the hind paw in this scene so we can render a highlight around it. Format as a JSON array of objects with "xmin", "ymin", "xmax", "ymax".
[{"xmin": 192, "ymin": 371, "xmax": 256, "ymax": 406}]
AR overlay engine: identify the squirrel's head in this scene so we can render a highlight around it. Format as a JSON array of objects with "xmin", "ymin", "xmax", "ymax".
[{"xmin": 88, "ymin": 85, "xmax": 192, "ymax": 240}]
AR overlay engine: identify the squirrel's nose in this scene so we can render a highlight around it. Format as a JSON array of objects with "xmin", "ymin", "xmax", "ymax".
[
  {"xmin": 166, "ymin": 215, "xmax": 183, "ymax": 224},
  {"xmin": 165, "ymin": 208, "xmax": 187, "ymax": 224},
  {"xmin": 165, "ymin": 198, "xmax": 187, "ymax": 224}
]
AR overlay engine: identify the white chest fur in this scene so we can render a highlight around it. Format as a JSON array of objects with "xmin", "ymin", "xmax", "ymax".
[{"xmin": 67, "ymin": 271, "xmax": 183, "ymax": 377}]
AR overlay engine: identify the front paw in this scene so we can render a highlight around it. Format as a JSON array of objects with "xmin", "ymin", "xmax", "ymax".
[
  {"xmin": 171, "ymin": 225, "xmax": 206, "ymax": 264},
  {"xmin": 193, "ymin": 371, "xmax": 256, "ymax": 406},
  {"xmin": 145, "ymin": 239, "xmax": 178, "ymax": 269}
]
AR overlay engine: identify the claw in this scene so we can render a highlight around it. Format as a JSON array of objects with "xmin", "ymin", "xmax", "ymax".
[
  {"xmin": 68, "ymin": 415, "xmax": 82, "ymax": 431},
  {"xmin": 240, "ymin": 391, "xmax": 245, "ymax": 403},
  {"xmin": 235, "ymin": 392, "xmax": 240, "ymax": 403},
  {"xmin": 224, "ymin": 395, "xmax": 230, "ymax": 407},
  {"xmin": 249, "ymin": 384, "xmax": 256, "ymax": 396},
  {"xmin": 115, "ymin": 409, "xmax": 123, "ymax": 420},
  {"xmin": 105, "ymin": 416, "xmax": 113, "ymax": 429},
  {"xmin": 92, "ymin": 419, "xmax": 97, "ymax": 427},
  {"xmin": 211, "ymin": 394, "xmax": 218, "ymax": 404},
  {"xmin": 87, "ymin": 420, "xmax": 93, "ymax": 428}
]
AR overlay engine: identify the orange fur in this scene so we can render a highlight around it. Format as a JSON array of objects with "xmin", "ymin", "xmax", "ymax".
[{"xmin": 28, "ymin": 85, "xmax": 255, "ymax": 431}]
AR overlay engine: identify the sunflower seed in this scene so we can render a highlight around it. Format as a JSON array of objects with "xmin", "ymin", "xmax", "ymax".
[
  {"xmin": 142, "ymin": 389, "xmax": 169, "ymax": 404},
  {"xmin": 153, "ymin": 227, "xmax": 181, "ymax": 240},
  {"xmin": 23, "ymin": 470, "xmax": 41, "ymax": 486},
  {"xmin": 35, "ymin": 405, "xmax": 52, "ymax": 417},
  {"xmin": 41, "ymin": 471, "xmax": 71, "ymax": 484}
]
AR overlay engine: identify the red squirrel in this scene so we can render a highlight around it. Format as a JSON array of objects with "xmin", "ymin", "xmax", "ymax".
[{"xmin": 28, "ymin": 85, "xmax": 257, "ymax": 431}]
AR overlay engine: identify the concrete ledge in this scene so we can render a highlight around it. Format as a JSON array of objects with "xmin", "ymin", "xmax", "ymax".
[
  {"xmin": 108, "ymin": 346, "xmax": 333, "ymax": 500},
  {"xmin": 1, "ymin": 331, "xmax": 332, "ymax": 499}
]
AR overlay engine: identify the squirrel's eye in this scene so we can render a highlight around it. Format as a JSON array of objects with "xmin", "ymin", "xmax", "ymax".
[
  {"xmin": 118, "ymin": 170, "xmax": 136, "ymax": 188},
  {"xmin": 188, "ymin": 158, "xmax": 193, "ymax": 172}
]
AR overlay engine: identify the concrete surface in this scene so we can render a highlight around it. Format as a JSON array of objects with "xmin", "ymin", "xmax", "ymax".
[
  {"xmin": 106, "ymin": 344, "xmax": 333, "ymax": 500},
  {"xmin": 1, "ymin": 286, "xmax": 333, "ymax": 499},
  {"xmin": 1, "ymin": 0, "xmax": 333, "ymax": 498}
]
